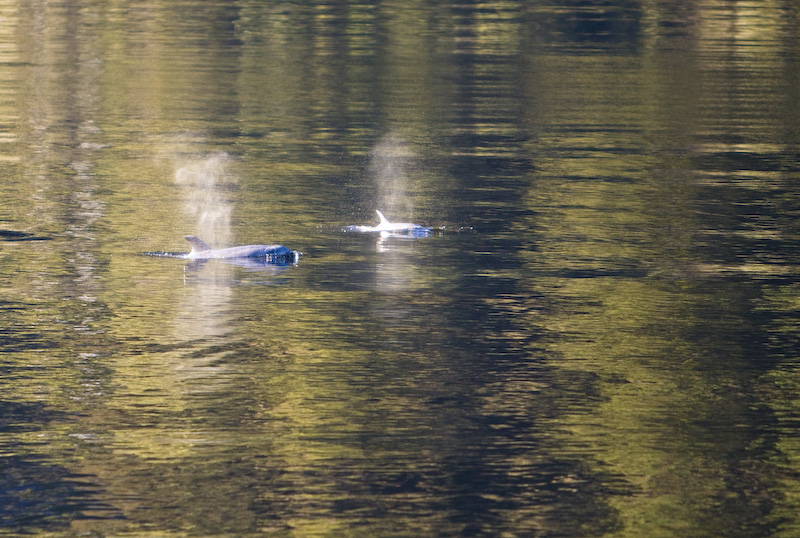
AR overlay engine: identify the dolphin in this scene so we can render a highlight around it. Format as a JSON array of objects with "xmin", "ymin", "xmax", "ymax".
[
  {"xmin": 183, "ymin": 235, "xmax": 299, "ymax": 263},
  {"xmin": 345, "ymin": 210, "xmax": 432, "ymax": 235}
]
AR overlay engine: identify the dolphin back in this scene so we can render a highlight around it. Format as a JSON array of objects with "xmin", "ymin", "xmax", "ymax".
[
  {"xmin": 185, "ymin": 235, "xmax": 212, "ymax": 254},
  {"xmin": 344, "ymin": 210, "xmax": 432, "ymax": 235},
  {"xmin": 183, "ymin": 235, "xmax": 297, "ymax": 263},
  {"xmin": 376, "ymin": 210, "xmax": 392, "ymax": 227}
]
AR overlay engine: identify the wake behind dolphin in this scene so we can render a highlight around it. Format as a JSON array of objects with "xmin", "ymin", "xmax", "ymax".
[
  {"xmin": 145, "ymin": 235, "xmax": 300, "ymax": 265},
  {"xmin": 345, "ymin": 210, "xmax": 432, "ymax": 236}
]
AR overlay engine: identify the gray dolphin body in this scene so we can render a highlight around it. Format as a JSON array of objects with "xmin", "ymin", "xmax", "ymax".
[
  {"xmin": 345, "ymin": 210, "xmax": 432, "ymax": 235},
  {"xmin": 184, "ymin": 235, "xmax": 299, "ymax": 263}
]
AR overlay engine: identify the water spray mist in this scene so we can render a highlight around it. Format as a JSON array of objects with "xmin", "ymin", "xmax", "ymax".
[{"xmin": 174, "ymin": 153, "xmax": 234, "ymax": 247}]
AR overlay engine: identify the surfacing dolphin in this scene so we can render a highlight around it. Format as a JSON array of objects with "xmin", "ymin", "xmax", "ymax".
[
  {"xmin": 183, "ymin": 236, "xmax": 299, "ymax": 264},
  {"xmin": 345, "ymin": 210, "xmax": 432, "ymax": 236}
]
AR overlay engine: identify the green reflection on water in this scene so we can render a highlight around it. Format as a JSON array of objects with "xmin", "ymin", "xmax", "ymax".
[{"xmin": 3, "ymin": 0, "xmax": 800, "ymax": 537}]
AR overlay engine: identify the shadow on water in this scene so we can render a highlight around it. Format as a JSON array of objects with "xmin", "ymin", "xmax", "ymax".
[
  {"xmin": 0, "ymin": 230, "xmax": 52, "ymax": 241},
  {"xmin": 0, "ymin": 401, "xmax": 121, "ymax": 532}
]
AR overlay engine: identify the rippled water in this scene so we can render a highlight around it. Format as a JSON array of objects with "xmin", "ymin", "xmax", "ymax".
[{"xmin": 3, "ymin": 1, "xmax": 800, "ymax": 537}]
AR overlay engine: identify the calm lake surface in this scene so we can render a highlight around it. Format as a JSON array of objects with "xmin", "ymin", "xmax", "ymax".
[{"xmin": 3, "ymin": 1, "xmax": 800, "ymax": 536}]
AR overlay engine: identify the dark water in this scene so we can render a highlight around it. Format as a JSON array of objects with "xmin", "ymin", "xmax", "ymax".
[{"xmin": 3, "ymin": 1, "xmax": 800, "ymax": 536}]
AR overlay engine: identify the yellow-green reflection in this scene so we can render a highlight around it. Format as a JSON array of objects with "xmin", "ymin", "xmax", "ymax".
[{"xmin": 2, "ymin": 0, "xmax": 800, "ymax": 536}]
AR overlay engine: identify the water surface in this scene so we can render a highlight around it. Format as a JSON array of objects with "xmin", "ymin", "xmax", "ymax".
[{"xmin": 2, "ymin": 1, "xmax": 800, "ymax": 537}]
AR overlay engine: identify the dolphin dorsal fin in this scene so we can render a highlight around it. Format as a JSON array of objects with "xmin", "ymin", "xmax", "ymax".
[
  {"xmin": 376, "ymin": 210, "xmax": 392, "ymax": 226},
  {"xmin": 184, "ymin": 235, "xmax": 211, "ymax": 254}
]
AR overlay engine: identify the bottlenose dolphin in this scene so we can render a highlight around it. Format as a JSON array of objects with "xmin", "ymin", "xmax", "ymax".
[
  {"xmin": 183, "ymin": 235, "xmax": 299, "ymax": 263},
  {"xmin": 345, "ymin": 210, "xmax": 432, "ymax": 235}
]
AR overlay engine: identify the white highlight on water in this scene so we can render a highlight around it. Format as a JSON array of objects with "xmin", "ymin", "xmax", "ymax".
[{"xmin": 174, "ymin": 153, "xmax": 234, "ymax": 248}]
